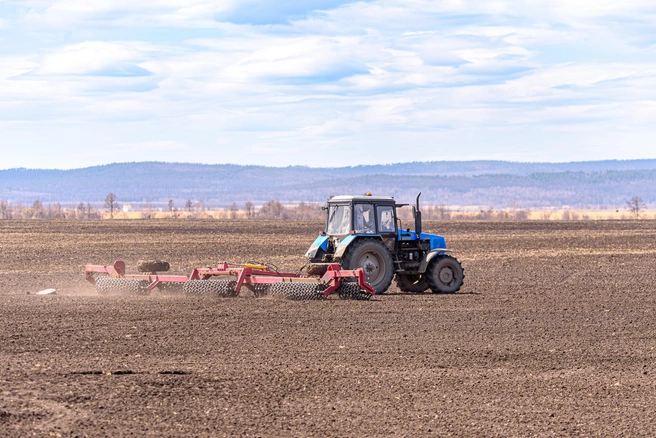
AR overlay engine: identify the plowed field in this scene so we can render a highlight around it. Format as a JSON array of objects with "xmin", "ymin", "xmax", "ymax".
[{"xmin": 1, "ymin": 220, "xmax": 655, "ymax": 437}]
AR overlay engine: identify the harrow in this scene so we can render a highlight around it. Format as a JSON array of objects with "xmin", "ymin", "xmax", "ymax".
[{"xmin": 85, "ymin": 261, "xmax": 375, "ymax": 300}]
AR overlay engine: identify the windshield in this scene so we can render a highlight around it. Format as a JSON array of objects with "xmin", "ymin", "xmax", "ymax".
[{"xmin": 326, "ymin": 205, "xmax": 351, "ymax": 235}]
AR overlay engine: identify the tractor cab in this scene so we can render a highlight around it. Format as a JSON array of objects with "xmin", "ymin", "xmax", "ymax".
[{"xmin": 325, "ymin": 195, "xmax": 397, "ymax": 237}]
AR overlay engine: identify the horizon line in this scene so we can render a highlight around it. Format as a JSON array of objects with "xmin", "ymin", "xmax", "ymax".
[{"xmin": 3, "ymin": 157, "xmax": 656, "ymax": 172}]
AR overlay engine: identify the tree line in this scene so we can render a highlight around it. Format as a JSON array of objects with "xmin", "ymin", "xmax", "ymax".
[{"xmin": 0, "ymin": 193, "xmax": 649, "ymax": 220}]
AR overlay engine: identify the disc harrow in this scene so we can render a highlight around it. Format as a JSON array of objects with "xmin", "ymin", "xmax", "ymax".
[
  {"xmin": 85, "ymin": 261, "xmax": 376, "ymax": 300},
  {"xmin": 269, "ymin": 282, "xmax": 326, "ymax": 301},
  {"xmin": 337, "ymin": 282, "xmax": 372, "ymax": 301},
  {"xmin": 95, "ymin": 277, "xmax": 150, "ymax": 295},
  {"xmin": 183, "ymin": 280, "xmax": 238, "ymax": 297}
]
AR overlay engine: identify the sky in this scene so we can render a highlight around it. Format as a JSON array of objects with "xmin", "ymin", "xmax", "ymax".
[{"xmin": 0, "ymin": 0, "xmax": 655, "ymax": 169}]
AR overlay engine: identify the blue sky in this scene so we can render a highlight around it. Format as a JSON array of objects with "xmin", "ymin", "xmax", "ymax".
[{"xmin": 0, "ymin": 0, "xmax": 655, "ymax": 169}]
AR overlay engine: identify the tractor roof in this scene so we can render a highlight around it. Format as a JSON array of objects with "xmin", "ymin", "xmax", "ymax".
[{"xmin": 328, "ymin": 195, "xmax": 396, "ymax": 204}]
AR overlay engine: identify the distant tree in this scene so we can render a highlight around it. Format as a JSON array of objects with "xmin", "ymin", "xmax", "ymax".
[
  {"xmin": 86, "ymin": 202, "xmax": 94, "ymax": 219},
  {"xmin": 626, "ymin": 196, "xmax": 646, "ymax": 219},
  {"xmin": 185, "ymin": 200, "xmax": 193, "ymax": 212},
  {"xmin": 513, "ymin": 209, "xmax": 530, "ymax": 220},
  {"xmin": 48, "ymin": 202, "xmax": 64, "ymax": 219},
  {"xmin": 168, "ymin": 199, "xmax": 174, "ymax": 212},
  {"xmin": 229, "ymin": 202, "xmax": 239, "ymax": 219},
  {"xmin": 291, "ymin": 201, "xmax": 323, "ymax": 220},
  {"xmin": 477, "ymin": 206, "xmax": 494, "ymax": 220},
  {"xmin": 258, "ymin": 200, "xmax": 286, "ymax": 219},
  {"xmin": 0, "ymin": 200, "xmax": 10, "ymax": 219},
  {"xmin": 14, "ymin": 202, "xmax": 24, "ymax": 219},
  {"xmin": 244, "ymin": 201, "xmax": 255, "ymax": 219},
  {"xmin": 437, "ymin": 203, "xmax": 450, "ymax": 220},
  {"xmin": 104, "ymin": 192, "xmax": 119, "ymax": 219},
  {"xmin": 77, "ymin": 202, "xmax": 86, "ymax": 219},
  {"xmin": 32, "ymin": 200, "xmax": 45, "ymax": 219}
]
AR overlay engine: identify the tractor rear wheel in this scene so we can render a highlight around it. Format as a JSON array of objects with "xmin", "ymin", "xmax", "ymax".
[
  {"xmin": 340, "ymin": 239, "xmax": 394, "ymax": 294},
  {"xmin": 395, "ymin": 273, "xmax": 429, "ymax": 293},
  {"xmin": 425, "ymin": 255, "xmax": 464, "ymax": 294}
]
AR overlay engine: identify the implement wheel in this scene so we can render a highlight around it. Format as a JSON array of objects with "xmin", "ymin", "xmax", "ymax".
[
  {"xmin": 337, "ymin": 281, "xmax": 372, "ymax": 300},
  {"xmin": 425, "ymin": 255, "xmax": 464, "ymax": 294},
  {"xmin": 137, "ymin": 260, "xmax": 170, "ymax": 273},
  {"xmin": 340, "ymin": 239, "xmax": 394, "ymax": 294},
  {"xmin": 395, "ymin": 273, "xmax": 429, "ymax": 293}
]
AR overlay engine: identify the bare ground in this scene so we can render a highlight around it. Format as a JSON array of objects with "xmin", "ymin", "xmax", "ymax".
[{"xmin": 0, "ymin": 219, "xmax": 655, "ymax": 437}]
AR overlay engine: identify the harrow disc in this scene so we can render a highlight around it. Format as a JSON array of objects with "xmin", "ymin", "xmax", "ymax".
[
  {"xmin": 95, "ymin": 277, "xmax": 149, "ymax": 295},
  {"xmin": 183, "ymin": 280, "xmax": 238, "ymax": 297},
  {"xmin": 269, "ymin": 282, "xmax": 326, "ymax": 301},
  {"xmin": 337, "ymin": 281, "xmax": 373, "ymax": 300}
]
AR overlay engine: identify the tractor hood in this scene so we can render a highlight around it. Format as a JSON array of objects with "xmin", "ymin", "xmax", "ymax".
[{"xmin": 399, "ymin": 230, "xmax": 446, "ymax": 251}]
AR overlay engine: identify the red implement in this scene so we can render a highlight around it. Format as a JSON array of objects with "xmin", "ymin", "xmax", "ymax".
[{"xmin": 85, "ymin": 261, "xmax": 375, "ymax": 297}]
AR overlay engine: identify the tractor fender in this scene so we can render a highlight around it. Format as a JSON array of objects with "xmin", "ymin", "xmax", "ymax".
[
  {"xmin": 334, "ymin": 234, "xmax": 383, "ymax": 259},
  {"xmin": 305, "ymin": 235, "xmax": 329, "ymax": 259},
  {"xmin": 418, "ymin": 248, "xmax": 453, "ymax": 273}
]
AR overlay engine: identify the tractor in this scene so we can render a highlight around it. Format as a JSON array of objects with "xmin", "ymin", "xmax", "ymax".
[{"xmin": 305, "ymin": 193, "xmax": 464, "ymax": 294}]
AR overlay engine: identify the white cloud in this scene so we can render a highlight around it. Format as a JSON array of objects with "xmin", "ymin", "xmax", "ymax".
[
  {"xmin": 37, "ymin": 41, "xmax": 150, "ymax": 76},
  {"xmin": 1, "ymin": 0, "xmax": 656, "ymax": 168},
  {"xmin": 20, "ymin": 0, "xmax": 360, "ymax": 29}
]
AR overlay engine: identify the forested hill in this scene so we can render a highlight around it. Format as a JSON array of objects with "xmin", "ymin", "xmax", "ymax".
[{"xmin": 1, "ymin": 160, "xmax": 656, "ymax": 208}]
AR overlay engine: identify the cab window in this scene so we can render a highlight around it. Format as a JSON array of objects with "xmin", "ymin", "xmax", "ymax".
[
  {"xmin": 377, "ymin": 206, "xmax": 395, "ymax": 233},
  {"xmin": 326, "ymin": 205, "xmax": 351, "ymax": 234},
  {"xmin": 354, "ymin": 204, "xmax": 375, "ymax": 234}
]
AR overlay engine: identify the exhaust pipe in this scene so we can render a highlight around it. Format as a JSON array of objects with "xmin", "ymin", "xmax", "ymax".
[{"xmin": 414, "ymin": 192, "xmax": 422, "ymax": 236}]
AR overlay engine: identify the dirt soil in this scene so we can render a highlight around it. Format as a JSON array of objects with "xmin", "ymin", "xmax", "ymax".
[{"xmin": 1, "ymin": 219, "xmax": 655, "ymax": 437}]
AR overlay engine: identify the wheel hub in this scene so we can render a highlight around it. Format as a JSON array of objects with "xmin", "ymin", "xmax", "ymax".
[
  {"xmin": 358, "ymin": 254, "xmax": 380, "ymax": 282},
  {"xmin": 439, "ymin": 267, "xmax": 453, "ymax": 284}
]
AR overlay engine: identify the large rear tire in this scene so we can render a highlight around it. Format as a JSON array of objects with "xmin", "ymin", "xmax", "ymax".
[
  {"xmin": 425, "ymin": 255, "xmax": 464, "ymax": 294},
  {"xmin": 395, "ymin": 273, "xmax": 429, "ymax": 293},
  {"xmin": 340, "ymin": 239, "xmax": 394, "ymax": 294}
]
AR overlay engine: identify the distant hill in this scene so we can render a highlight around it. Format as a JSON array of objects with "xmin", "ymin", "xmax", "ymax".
[{"xmin": 1, "ymin": 160, "xmax": 656, "ymax": 208}]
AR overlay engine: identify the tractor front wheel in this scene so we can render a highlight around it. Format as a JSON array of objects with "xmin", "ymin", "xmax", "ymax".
[
  {"xmin": 395, "ymin": 273, "xmax": 429, "ymax": 293},
  {"xmin": 426, "ymin": 255, "xmax": 464, "ymax": 294},
  {"xmin": 340, "ymin": 239, "xmax": 394, "ymax": 294}
]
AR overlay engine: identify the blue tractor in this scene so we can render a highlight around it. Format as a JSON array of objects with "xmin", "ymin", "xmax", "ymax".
[{"xmin": 305, "ymin": 193, "xmax": 464, "ymax": 294}]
